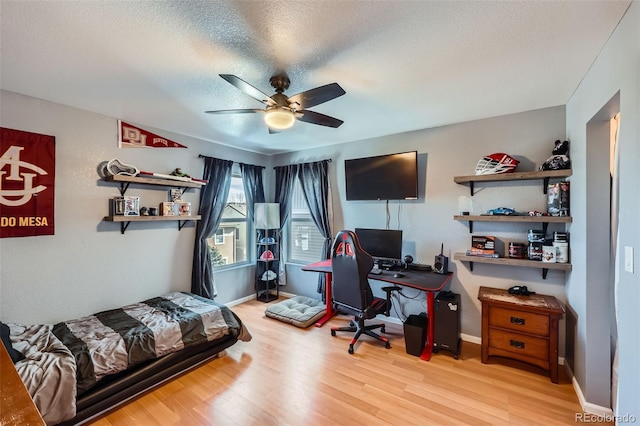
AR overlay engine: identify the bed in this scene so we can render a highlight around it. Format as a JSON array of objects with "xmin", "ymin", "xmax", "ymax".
[{"xmin": 3, "ymin": 292, "xmax": 251, "ymax": 425}]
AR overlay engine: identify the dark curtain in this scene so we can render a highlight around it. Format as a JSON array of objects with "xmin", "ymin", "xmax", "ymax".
[
  {"xmin": 191, "ymin": 156, "xmax": 233, "ymax": 299},
  {"xmin": 274, "ymin": 164, "xmax": 300, "ymax": 230},
  {"xmin": 240, "ymin": 163, "xmax": 266, "ymax": 225},
  {"xmin": 298, "ymin": 160, "xmax": 333, "ymax": 296},
  {"xmin": 274, "ymin": 164, "xmax": 300, "ymax": 285}
]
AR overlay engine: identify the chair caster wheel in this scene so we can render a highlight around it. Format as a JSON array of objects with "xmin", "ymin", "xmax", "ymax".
[
  {"xmin": 454, "ymin": 354, "xmax": 459, "ymax": 360},
  {"xmin": 381, "ymin": 326, "xmax": 386, "ymax": 333},
  {"xmin": 385, "ymin": 342, "xmax": 391, "ymax": 349},
  {"xmin": 331, "ymin": 330, "xmax": 336, "ymax": 336},
  {"xmin": 348, "ymin": 346, "xmax": 354, "ymax": 354}
]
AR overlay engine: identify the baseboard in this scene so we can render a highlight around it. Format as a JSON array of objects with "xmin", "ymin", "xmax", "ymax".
[
  {"xmin": 227, "ymin": 291, "xmax": 297, "ymax": 307},
  {"xmin": 571, "ymin": 375, "xmax": 614, "ymax": 417}
]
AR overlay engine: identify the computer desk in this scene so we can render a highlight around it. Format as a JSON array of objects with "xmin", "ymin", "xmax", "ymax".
[{"xmin": 302, "ymin": 259, "xmax": 453, "ymax": 361}]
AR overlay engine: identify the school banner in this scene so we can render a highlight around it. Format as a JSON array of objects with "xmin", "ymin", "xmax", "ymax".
[
  {"xmin": 118, "ymin": 120, "xmax": 187, "ymax": 148},
  {"xmin": 0, "ymin": 127, "xmax": 55, "ymax": 238}
]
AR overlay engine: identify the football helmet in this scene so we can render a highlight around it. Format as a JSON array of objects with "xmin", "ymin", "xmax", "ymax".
[{"xmin": 475, "ymin": 153, "xmax": 519, "ymax": 175}]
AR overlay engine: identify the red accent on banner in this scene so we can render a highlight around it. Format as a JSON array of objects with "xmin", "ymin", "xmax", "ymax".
[
  {"xmin": 118, "ymin": 120, "xmax": 187, "ymax": 148},
  {"xmin": 1, "ymin": 127, "xmax": 55, "ymax": 238}
]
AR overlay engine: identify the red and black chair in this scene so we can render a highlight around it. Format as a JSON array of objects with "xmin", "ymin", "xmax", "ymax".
[{"xmin": 330, "ymin": 230, "xmax": 400, "ymax": 354}]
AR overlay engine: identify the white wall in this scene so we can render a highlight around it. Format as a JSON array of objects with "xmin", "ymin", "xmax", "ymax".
[
  {"xmin": 565, "ymin": 2, "xmax": 639, "ymax": 418},
  {"xmin": 0, "ymin": 90, "xmax": 268, "ymax": 324},
  {"xmin": 273, "ymin": 105, "xmax": 568, "ymax": 344}
]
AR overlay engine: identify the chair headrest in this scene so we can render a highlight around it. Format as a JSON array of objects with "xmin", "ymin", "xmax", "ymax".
[{"xmin": 332, "ymin": 230, "xmax": 363, "ymax": 259}]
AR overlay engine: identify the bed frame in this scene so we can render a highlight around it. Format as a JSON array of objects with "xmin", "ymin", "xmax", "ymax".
[{"xmin": 57, "ymin": 334, "xmax": 238, "ymax": 425}]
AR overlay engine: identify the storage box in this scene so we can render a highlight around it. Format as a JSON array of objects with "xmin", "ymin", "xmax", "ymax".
[
  {"xmin": 470, "ymin": 236, "xmax": 495, "ymax": 255},
  {"xmin": 160, "ymin": 201, "xmax": 179, "ymax": 216},
  {"xmin": 178, "ymin": 202, "xmax": 191, "ymax": 216},
  {"xmin": 547, "ymin": 181, "xmax": 570, "ymax": 216},
  {"xmin": 113, "ymin": 196, "xmax": 140, "ymax": 216}
]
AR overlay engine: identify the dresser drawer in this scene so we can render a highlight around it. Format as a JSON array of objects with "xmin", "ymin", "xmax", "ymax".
[
  {"xmin": 488, "ymin": 328, "xmax": 549, "ymax": 361},
  {"xmin": 489, "ymin": 306, "xmax": 549, "ymax": 337}
]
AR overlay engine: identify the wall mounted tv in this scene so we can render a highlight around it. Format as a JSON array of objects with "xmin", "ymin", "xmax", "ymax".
[{"xmin": 345, "ymin": 151, "xmax": 418, "ymax": 201}]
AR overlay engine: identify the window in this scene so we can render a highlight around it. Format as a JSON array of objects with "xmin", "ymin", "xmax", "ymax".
[
  {"xmin": 288, "ymin": 179, "xmax": 325, "ymax": 264},
  {"xmin": 207, "ymin": 168, "xmax": 249, "ymax": 267}
]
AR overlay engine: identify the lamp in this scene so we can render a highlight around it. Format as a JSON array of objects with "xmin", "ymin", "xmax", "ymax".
[
  {"xmin": 254, "ymin": 203, "xmax": 280, "ymax": 229},
  {"xmin": 264, "ymin": 107, "xmax": 295, "ymax": 130}
]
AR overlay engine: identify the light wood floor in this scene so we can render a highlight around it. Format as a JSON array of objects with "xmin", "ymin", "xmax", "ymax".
[{"xmin": 92, "ymin": 298, "xmax": 611, "ymax": 426}]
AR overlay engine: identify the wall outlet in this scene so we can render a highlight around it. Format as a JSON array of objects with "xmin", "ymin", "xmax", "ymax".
[{"xmin": 624, "ymin": 246, "xmax": 634, "ymax": 273}]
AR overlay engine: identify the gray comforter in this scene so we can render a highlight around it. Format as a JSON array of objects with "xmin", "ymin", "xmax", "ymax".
[{"xmin": 9, "ymin": 292, "xmax": 251, "ymax": 425}]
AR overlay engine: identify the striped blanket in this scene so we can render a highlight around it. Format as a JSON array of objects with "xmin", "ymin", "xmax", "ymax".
[{"xmin": 11, "ymin": 292, "xmax": 251, "ymax": 424}]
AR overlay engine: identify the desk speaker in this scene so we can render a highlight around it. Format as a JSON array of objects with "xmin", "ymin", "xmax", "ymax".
[{"xmin": 434, "ymin": 254, "xmax": 448, "ymax": 274}]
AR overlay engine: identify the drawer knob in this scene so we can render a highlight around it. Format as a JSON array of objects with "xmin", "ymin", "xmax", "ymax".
[
  {"xmin": 510, "ymin": 316, "xmax": 525, "ymax": 325},
  {"xmin": 510, "ymin": 339, "xmax": 525, "ymax": 349}
]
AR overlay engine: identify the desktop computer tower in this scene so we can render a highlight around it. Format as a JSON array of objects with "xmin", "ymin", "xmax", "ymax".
[{"xmin": 433, "ymin": 291, "xmax": 461, "ymax": 359}]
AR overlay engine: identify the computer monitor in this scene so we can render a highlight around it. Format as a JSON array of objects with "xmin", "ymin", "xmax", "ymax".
[{"xmin": 354, "ymin": 228, "xmax": 403, "ymax": 263}]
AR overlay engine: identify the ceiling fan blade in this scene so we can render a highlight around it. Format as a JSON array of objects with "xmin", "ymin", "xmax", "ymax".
[
  {"xmin": 297, "ymin": 110, "xmax": 344, "ymax": 128},
  {"xmin": 288, "ymin": 83, "xmax": 346, "ymax": 110},
  {"xmin": 219, "ymin": 74, "xmax": 276, "ymax": 106},
  {"xmin": 204, "ymin": 108, "xmax": 263, "ymax": 114}
]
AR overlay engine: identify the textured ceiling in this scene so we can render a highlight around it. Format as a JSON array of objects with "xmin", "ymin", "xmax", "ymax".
[{"xmin": 0, "ymin": 1, "xmax": 630, "ymax": 155}]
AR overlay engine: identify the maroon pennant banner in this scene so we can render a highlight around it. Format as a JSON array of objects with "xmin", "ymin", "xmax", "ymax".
[
  {"xmin": 1, "ymin": 127, "xmax": 56, "ymax": 238},
  {"xmin": 118, "ymin": 120, "xmax": 187, "ymax": 148}
]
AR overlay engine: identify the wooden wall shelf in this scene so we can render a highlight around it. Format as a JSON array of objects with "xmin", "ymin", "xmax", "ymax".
[
  {"xmin": 454, "ymin": 170, "xmax": 572, "ymax": 196},
  {"xmin": 104, "ymin": 175, "xmax": 204, "ymax": 196},
  {"xmin": 103, "ymin": 175, "xmax": 203, "ymax": 234},
  {"xmin": 103, "ymin": 215, "xmax": 201, "ymax": 234},
  {"xmin": 454, "ymin": 253, "xmax": 572, "ymax": 279},
  {"xmin": 453, "ymin": 215, "xmax": 572, "ymax": 233}
]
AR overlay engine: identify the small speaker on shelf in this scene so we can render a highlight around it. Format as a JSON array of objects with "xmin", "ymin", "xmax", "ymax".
[{"xmin": 434, "ymin": 243, "xmax": 449, "ymax": 274}]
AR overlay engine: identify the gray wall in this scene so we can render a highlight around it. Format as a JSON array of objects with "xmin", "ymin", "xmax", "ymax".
[
  {"xmin": 0, "ymin": 90, "xmax": 268, "ymax": 324},
  {"xmin": 565, "ymin": 2, "xmax": 639, "ymax": 418},
  {"xmin": 273, "ymin": 106, "xmax": 568, "ymax": 344}
]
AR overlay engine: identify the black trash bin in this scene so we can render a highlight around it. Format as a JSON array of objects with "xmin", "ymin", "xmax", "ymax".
[{"xmin": 403, "ymin": 314, "xmax": 428, "ymax": 356}]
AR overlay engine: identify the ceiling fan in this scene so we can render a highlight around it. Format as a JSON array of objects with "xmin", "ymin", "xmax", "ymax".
[{"xmin": 205, "ymin": 74, "xmax": 345, "ymax": 132}]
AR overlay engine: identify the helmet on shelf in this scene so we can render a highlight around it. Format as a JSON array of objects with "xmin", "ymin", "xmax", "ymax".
[
  {"xmin": 475, "ymin": 153, "xmax": 519, "ymax": 175},
  {"xmin": 539, "ymin": 154, "xmax": 571, "ymax": 171}
]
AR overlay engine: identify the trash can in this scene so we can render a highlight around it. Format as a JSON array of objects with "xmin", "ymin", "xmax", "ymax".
[{"xmin": 403, "ymin": 314, "xmax": 428, "ymax": 356}]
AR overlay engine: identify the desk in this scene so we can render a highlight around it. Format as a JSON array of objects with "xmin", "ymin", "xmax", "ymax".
[{"xmin": 302, "ymin": 260, "xmax": 453, "ymax": 360}]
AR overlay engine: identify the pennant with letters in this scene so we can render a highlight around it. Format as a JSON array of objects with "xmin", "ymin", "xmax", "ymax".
[
  {"xmin": 118, "ymin": 120, "xmax": 187, "ymax": 149},
  {"xmin": 0, "ymin": 127, "xmax": 56, "ymax": 238}
]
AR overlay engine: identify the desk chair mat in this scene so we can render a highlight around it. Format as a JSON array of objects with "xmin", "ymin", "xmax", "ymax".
[{"xmin": 265, "ymin": 296, "xmax": 326, "ymax": 328}]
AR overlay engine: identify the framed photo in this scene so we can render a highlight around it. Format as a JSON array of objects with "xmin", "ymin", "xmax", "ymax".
[{"xmin": 123, "ymin": 196, "xmax": 140, "ymax": 216}]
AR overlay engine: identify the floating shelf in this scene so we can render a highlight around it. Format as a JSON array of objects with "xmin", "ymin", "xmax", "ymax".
[
  {"xmin": 103, "ymin": 215, "xmax": 201, "ymax": 234},
  {"xmin": 454, "ymin": 253, "xmax": 572, "ymax": 279},
  {"xmin": 454, "ymin": 170, "xmax": 572, "ymax": 196},
  {"xmin": 104, "ymin": 175, "xmax": 205, "ymax": 196},
  {"xmin": 453, "ymin": 215, "xmax": 572, "ymax": 233}
]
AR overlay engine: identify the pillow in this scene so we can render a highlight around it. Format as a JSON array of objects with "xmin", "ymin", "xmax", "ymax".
[{"xmin": 0, "ymin": 321, "xmax": 25, "ymax": 363}]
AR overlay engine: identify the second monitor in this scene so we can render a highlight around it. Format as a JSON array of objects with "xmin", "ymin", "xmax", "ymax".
[{"xmin": 354, "ymin": 228, "xmax": 403, "ymax": 269}]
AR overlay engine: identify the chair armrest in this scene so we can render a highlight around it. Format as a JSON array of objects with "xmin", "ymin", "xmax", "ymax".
[{"xmin": 381, "ymin": 286, "xmax": 402, "ymax": 316}]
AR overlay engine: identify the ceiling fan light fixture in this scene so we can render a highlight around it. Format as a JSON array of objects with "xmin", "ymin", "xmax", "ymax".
[{"xmin": 264, "ymin": 107, "xmax": 295, "ymax": 130}]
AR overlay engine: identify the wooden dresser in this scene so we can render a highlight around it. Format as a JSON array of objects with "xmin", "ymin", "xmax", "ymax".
[{"xmin": 477, "ymin": 286, "xmax": 565, "ymax": 383}]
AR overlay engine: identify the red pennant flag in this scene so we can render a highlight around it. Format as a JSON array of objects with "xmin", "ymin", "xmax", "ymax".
[{"xmin": 118, "ymin": 120, "xmax": 187, "ymax": 148}]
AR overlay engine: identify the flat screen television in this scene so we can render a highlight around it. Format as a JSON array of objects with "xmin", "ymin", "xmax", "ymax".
[
  {"xmin": 345, "ymin": 151, "xmax": 418, "ymax": 201},
  {"xmin": 355, "ymin": 228, "xmax": 403, "ymax": 262}
]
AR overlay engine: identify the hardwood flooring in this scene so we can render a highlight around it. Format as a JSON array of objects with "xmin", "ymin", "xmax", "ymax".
[{"xmin": 92, "ymin": 298, "xmax": 611, "ymax": 425}]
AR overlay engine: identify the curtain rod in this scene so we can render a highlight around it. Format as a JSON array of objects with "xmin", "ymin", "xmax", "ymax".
[
  {"xmin": 273, "ymin": 158, "xmax": 332, "ymax": 169},
  {"xmin": 198, "ymin": 154, "xmax": 265, "ymax": 169}
]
